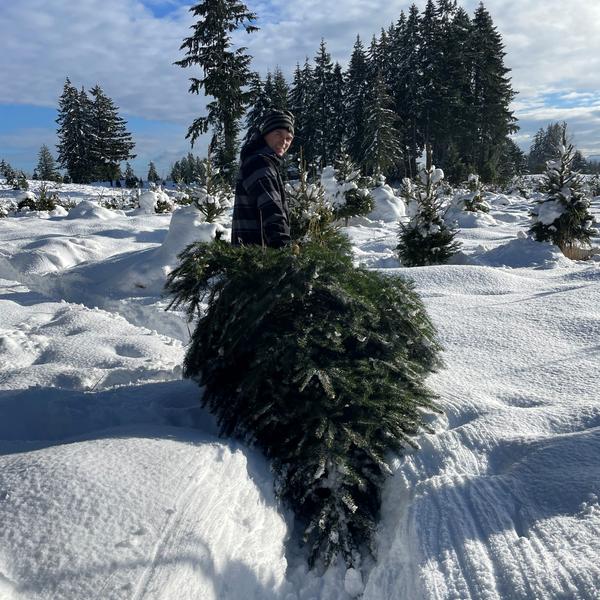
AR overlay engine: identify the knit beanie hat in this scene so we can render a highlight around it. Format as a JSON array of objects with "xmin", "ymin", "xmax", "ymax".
[{"xmin": 260, "ymin": 109, "xmax": 295, "ymax": 137}]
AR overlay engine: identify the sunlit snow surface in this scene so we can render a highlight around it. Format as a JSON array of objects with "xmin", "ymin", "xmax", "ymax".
[{"xmin": 0, "ymin": 181, "xmax": 599, "ymax": 599}]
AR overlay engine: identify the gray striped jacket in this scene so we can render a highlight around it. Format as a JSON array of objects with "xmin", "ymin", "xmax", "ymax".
[{"xmin": 231, "ymin": 140, "xmax": 290, "ymax": 248}]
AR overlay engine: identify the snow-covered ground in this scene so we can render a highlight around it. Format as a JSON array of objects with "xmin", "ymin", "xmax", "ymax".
[{"xmin": 0, "ymin": 180, "xmax": 599, "ymax": 599}]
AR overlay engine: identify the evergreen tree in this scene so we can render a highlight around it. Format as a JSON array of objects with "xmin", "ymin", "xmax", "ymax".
[
  {"xmin": 147, "ymin": 161, "xmax": 161, "ymax": 184},
  {"xmin": 394, "ymin": 5, "xmax": 423, "ymax": 179},
  {"xmin": 331, "ymin": 152, "xmax": 374, "ymax": 224},
  {"xmin": 244, "ymin": 75, "xmax": 269, "ymax": 141},
  {"xmin": 308, "ymin": 39, "xmax": 336, "ymax": 168},
  {"xmin": 468, "ymin": 3, "xmax": 517, "ymax": 181},
  {"xmin": 36, "ymin": 144, "xmax": 60, "ymax": 181},
  {"xmin": 56, "ymin": 79, "xmax": 94, "ymax": 183},
  {"xmin": 418, "ymin": 0, "xmax": 442, "ymax": 157},
  {"xmin": 288, "ymin": 60, "xmax": 313, "ymax": 168},
  {"xmin": 361, "ymin": 71, "xmax": 401, "ymax": 176},
  {"xmin": 329, "ymin": 63, "xmax": 346, "ymax": 161},
  {"xmin": 166, "ymin": 231, "xmax": 442, "ymax": 568},
  {"xmin": 89, "ymin": 85, "xmax": 136, "ymax": 184},
  {"xmin": 528, "ymin": 122, "xmax": 567, "ymax": 173},
  {"xmin": 271, "ymin": 67, "xmax": 290, "ymax": 109},
  {"xmin": 497, "ymin": 137, "xmax": 527, "ymax": 183},
  {"xmin": 124, "ymin": 162, "xmax": 138, "ymax": 188},
  {"xmin": 397, "ymin": 165, "xmax": 461, "ymax": 265},
  {"xmin": 345, "ymin": 36, "xmax": 370, "ymax": 166},
  {"xmin": 529, "ymin": 130, "xmax": 596, "ymax": 255},
  {"xmin": 175, "ymin": 0, "xmax": 258, "ymax": 184}
]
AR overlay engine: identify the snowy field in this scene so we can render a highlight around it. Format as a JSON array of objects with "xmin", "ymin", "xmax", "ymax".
[{"xmin": 0, "ymin": 180, "xmax": 599, "ymax": 599}]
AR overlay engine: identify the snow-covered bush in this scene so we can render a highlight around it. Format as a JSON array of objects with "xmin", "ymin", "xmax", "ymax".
[
  {"xmin": 397, "ymin": 166, "xmax": 461, "ymax": 266},
  {"xmin": 460, "ymin": 174, "xmax": 491, "ymax": 213},
  {"xmin": 321, "ymin": 153, "xmax": 374, "ymax": 225},
  {"xmin": 16, "ymin": 190, "xmax": 37, "ymax": 211},
  {"xmin": 529, "ymin": 135, "xmax": 596, "ymax": 257},
  {"xmin": 35, "ymin": 182, "xmax": 58, "ymax": 211},
  {"xmin": 166, "ymin": 232, "xmax": 442, "ymax": 569},
  {"xmin": 176, "ymin": 158, "xmax": 232, "ymax": 222},
  {"xmin": 286, "ymin": 163, "xmax": 335, "ymax": 242},
  {"xmin": 14, "ymin": 171, "xmax": 29, "ymax": 191}
]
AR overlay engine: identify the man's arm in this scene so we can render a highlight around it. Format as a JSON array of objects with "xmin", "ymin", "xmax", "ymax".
[{"xmin": 243, "ymin": 158, "xmax": 290, "ymax": 248}]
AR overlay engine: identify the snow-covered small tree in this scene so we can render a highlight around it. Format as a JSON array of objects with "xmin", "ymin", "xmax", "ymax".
[
  {"xmin": 0, "ymin": 160, "xmax": 17, "ymax": 186},
  {"xmin": 529, "ymin": 133, "xmax": 596, "ymax": 257},
  {"xmin": 178, "ymin": 156, "xmax": 231, "ymax": 222},
  {"xmin": 397, "ymin": 165, "xmax": 461, "ymax": 266},
  {"xmin": 166, "ymin": 228, "xmax": 442, "ymax": 568},
  {"xmin": 14, "ymin": 171, "xmax": 29, "ymax": 191},
  {"xmin": 326, "ymin": 153, "xmax": 374, "ymax": 225},
  {"xmin": 459, "ymin": 173, "xmax": 490, "ymax": 213},
  {"xmin": 286, "ymin": 155, "xmax": 335, "ymax": 242}
]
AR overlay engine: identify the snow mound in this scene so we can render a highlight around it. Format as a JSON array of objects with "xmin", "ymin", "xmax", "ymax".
[
  {"xmin": 6, "ymin": 236, "xmax": 105, "ymax": 275},
  {"xmin": 112, "ymin": 205, "xmax": 225, "ymax": 294},
  {"xmin": 66, "ymin": 200, "xmax": 122, "ymax": 220},
  {"xmin": 448, "ymin": 209, "xmax": 498, "ymax": 228},
  {"xmin": 0, "ymin": 284, "xmax": 184, "ymax": 392},
  {"xmin": 477, "ymin": 235, "xmax": 571, "ymax": 268},
  {"xmin": 0, "ymin": 435, "xmax": 288, "ymax": 600},
  {"xmin": 368, "ymin": 184, "xmax": 406, "ymax": 221}
]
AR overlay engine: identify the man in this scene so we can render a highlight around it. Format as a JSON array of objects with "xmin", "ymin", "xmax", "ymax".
[{"xmin": 231, "ymin": 109, "xmax": 294, "ymax": 248}]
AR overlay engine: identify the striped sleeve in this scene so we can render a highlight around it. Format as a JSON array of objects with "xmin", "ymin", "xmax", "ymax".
[{"xmin": 242, "ymin": 157, "xmax": 290, "ymax": 248}]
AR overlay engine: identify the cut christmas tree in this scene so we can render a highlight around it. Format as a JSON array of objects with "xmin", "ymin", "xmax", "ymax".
[{"xmin": 166, "ymin": 229, "xmax": 442, "ymax": 569}]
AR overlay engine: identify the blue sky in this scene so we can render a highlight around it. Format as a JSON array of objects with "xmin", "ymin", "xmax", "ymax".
[{"xmin": 2, "ymin": 0, "xmax": 600, "ymax": 178}]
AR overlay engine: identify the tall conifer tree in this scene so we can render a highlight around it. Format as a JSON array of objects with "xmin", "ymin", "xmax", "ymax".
[
  {"xmin": 56, "ymin": 79, "xmax": 94, "ymax": 183},
  {"xmin": 395, "ymin": 5, "xmax": 423, "ymax": 178},
  {"xmin": 362, "ymin": 71, "xmax": 402, "ymax": 176},
  {"xmin": 271, "ymin": 67, "xmax": 290, "ymax": 109},
  {"xmin": 309, "ymin": 40, "xmax": 336, "ymax": 167},
  {"xmin": 346, "ymin": 36, "xmax": 370, "ymax": 166},
  {"xmin": 175, "ymin": 0, "xmax": 258, "ymax": 184},
  {"xmin": 289, "ymin": 60, "xmax": 313, "ymax": 164},
  {"xmin": 89, "ymin": 85, "xmax": 136, "ymax": 184},
  {"xmin": 469, "ymin": 2, "xmax": 517, "ymax": 181}
]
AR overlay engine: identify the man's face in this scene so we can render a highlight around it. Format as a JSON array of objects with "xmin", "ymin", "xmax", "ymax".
[{"xmin": 264, "ymin": 129, "xmax": 294, "ymax": 157}]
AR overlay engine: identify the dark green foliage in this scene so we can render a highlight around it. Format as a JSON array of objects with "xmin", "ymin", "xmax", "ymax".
[
  {"xmin": 56, "ymin": 78, "xmax": 135, "ymax": 183},
  {"xmin": 361, "ymin": 71, "xmax": 401, "ymax": 176},
  {"xmin": 147, "ymin": 161, "xmax": 161, "ymax": 184},
  {"xmin": 286, "ymin": 160, "xmax": 335, "ymax": 243},
  {"xmin": 528, "ymin": 122, "xmax": 566, "ymax": 174},
  {"xmin": 179, "ymin": 156, "xmax": 231, "ymax": 222},
  {"xmin": 175, "ymin": 0, "xmax": 258, "ymax": 183},
  {"xmin": 89, "ymin": 85, "xmax": 136, "ymax": 183},
  {"xmin": 166, "ymin": 232, "xmax": 442, "ymax": 567},
  {"xmin": 307, "ymin": 40, "xmax": 337, "ymax": 168},
  {"xmin": 124, "ymin": 162, "xmax": 138, "ymax": 188},
  {"xmin": 170, "ymin": 152, "xmax": 206, "ymax": 184},
  {"xmin": 288, "ymin": 59, "xmax": 314, "ymax": 166},
  {"xmin": 345, "ymin": 36, "xmax": 370, "ymax": 166},
  {"xmin": 529, "ymin": 131, "xmax": 596, "ymax": 254},
  {"xmin": 36, "ymin": 182, "xmax": 59, "ymax": 211},
  {"xmin": 467, "ymin": 4, "xmax": 517, "ymax": 178},
  {"xmin": 56, "ymin": 79, "xmax": 93, "ymax": 183}
]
